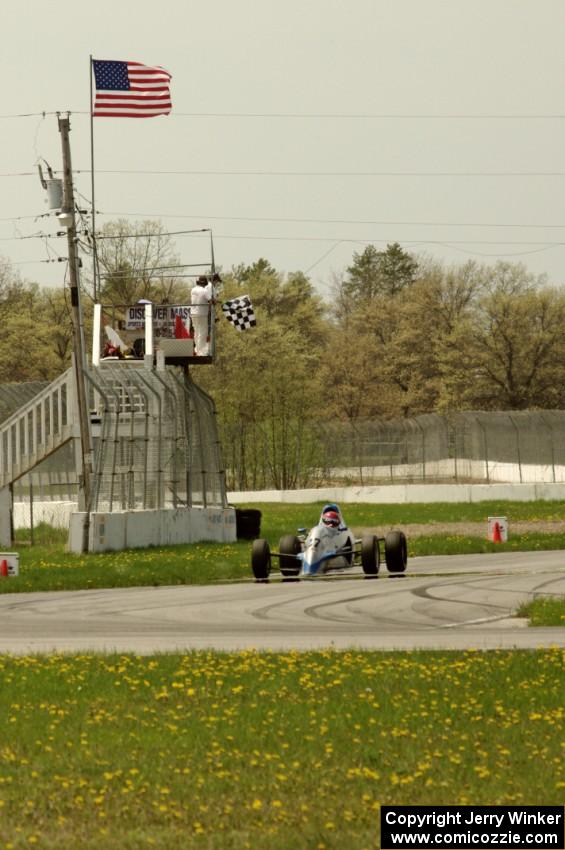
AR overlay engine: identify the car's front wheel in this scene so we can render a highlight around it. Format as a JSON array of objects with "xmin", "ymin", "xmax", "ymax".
[
  {"xmin": 279, "ymin": 534, "xmax": 302, "ymax": 577},
  {"xmin": 251, "ymin": 539, "xmax": 271, "ymax": 581},
  {"xmin": 385, "ymin": 531, "xmax": 407, "ymax": 573}
]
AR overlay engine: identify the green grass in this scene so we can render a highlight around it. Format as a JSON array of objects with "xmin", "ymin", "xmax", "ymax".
[
  {"xmin": 0, "ymin": 540, "xmax": 250, "ymax": 594},
  {"xmin": 408, "ymin": 532, "xmax": 565, "ymax": 556},
  {"xmin": 3, "ymin": 501, "xmax": 565, "ymax": 595},
  {"xmin": 13, "ymin": 522, "xmax": 68, "ymax": 547},
  {"xmin": 0, "ymin": 649, "xmax": 562, "ymax": 849},
  {"xmin": 517, "ymin": 597, "xmax": 565, "ymax": 627},
  {"xmin": 252, "ymin": 499, "xmax": 565, "ymax": 531},
  {"xmin": 3, "ymin": 533, "xmax": 565, "ymax": 595}
]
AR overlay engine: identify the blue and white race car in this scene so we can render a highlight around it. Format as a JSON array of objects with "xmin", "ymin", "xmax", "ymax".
[{"xmin": 251, "ymin": 503, "xmax": 407, "ymax": 581}]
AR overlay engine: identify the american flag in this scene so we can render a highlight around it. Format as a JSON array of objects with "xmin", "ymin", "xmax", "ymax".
[{"xmin": 92, "ymin": 59, "xmax": 172, "ymax": 118}]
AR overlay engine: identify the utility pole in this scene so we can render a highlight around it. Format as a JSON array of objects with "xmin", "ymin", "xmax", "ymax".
[{"xmin": 58, "ymin": 114, "xmax": 93, "ymax": 549}]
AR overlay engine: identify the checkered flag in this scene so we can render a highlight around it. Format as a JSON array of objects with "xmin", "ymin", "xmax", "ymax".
[{"xmin": 221, "ymin": 295, "xmax": 257, "ymax": 331}]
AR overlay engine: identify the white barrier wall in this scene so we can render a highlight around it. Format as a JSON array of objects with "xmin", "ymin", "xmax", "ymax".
[
  {"xmin": 228, "ymin": 482, "xmax": 565, "ymax": 504},
  {"xmin": 12, "ymin": 477, "xmax": 565, "ymax": 539},
  {"xmin": 0, "ymin": 487, "xmax": 11, "ymax": 547},
  {"xmin": 13, "ymin": 500, "xmax": 77, "ymax": 530},
  {"xmin": 68, "ymin": 506, "xmax": 237, "ymax": 553},
  {"xmin": 11, "ymin": 466, "xmax": 565, "ymax": 551}
]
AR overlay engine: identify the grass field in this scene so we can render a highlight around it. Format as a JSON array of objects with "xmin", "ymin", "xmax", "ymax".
[
  {"xmin": 1, "ymin": 504, "xmax": 563, "ymax": 847},
  {"xmin": 249, "ymin": 499, "xmax": 565, "ymax": 527},
  {"xmin": 0, "ymin": 649, "xmax": 562, "ymax": 850}
]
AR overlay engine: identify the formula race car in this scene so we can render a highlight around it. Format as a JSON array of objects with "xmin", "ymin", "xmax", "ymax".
[{"xmin": 251, "ymin": 503, "xmax": 407, "ymax": 581}]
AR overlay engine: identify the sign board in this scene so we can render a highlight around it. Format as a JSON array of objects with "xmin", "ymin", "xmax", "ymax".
[
  {"xmin": 0, "ymin": 553, "xmax": 19, "ymax": 577},
  {"xmin": 487, "ymin": 516, "xmax": 508, "ymax": 543},
  {"xmin": 124, "ymin": 305, "xmax": 192, "ymax": 332}
]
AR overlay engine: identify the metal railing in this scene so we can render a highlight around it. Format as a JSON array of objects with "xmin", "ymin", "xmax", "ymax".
[{"xmin": 0, "ymin": 368, "xmax": 75, "ymax": 488}]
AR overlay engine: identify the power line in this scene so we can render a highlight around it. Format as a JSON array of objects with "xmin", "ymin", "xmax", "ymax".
[
  {"xmin": 0, "ymin": 213, "xmax": 51, "ymax": 222},
  {"xmin": 174, "ymin": 112, "xmax": 565, "ymax": 120},
  {"xmin": 75, "ymin": 169, "xmax": 565, "ymax": 178},
  {"xmin": 0, "ymin": 171, "xmax": 43, "ymax": 178},
  {"xmin": 8, "ymin": 230, "xmax": 565, "ymax": 248},
  {"xmin": 0, "ymin": 111, "xmax": 70, "ymax": 119},
  {"xmin": 0, "ymin": 229, "xmax": 94, "ymax": 242},
  {"xmin": 8, "ymin": 210, "xmax": 565, "ymax": 234},
  {"xmin": 95, "ymin": 227, "xmax": 210, "ymax": 240},
  {"xmin": 98, "ymin": 262, "xmax": 211, "ymax": 274},
  {"xmin": 10, "ymin": 257, "xmax": 67, "ymax": 265},
  {"xmin": 99, "ymin": 211, "xmax": 565, "ymax": 231},
  {"xmin": 5, "ymin": 225, "xmax": 565, "ymax": 251},
  {"xmin": 2, "ymin": 110, "xmax": 565, "ymax": 119},
  {"xmin": 212, "ymin": 233, "xmax": 565, "ymax": 247},
  {"xmin": 11, "ymin": 236, "xmax": 565, "ymax": 269},
  {"xmin": 6, "ymin": 168, "xmax": 565, "ymax": 178}
]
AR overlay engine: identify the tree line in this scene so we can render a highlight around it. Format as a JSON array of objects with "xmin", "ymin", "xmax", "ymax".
[{"xmin": 2, "ymin": 222, "xmax": 565, "ymax": 487}]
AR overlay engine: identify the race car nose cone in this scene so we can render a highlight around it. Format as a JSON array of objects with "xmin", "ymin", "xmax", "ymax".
[{"xmin": 302, "ymin": 558, "xmax": 321, "ymax": 576}]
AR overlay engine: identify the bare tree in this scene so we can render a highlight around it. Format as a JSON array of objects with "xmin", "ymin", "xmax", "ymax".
[{"xmin": 94, "ymin": 220, "xmax": 188, "ymax": 305}]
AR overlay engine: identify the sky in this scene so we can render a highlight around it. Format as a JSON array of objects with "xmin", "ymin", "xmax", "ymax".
[{"xmin": 2, "ymin": 0, "xmax": 565, "ymax": 297}]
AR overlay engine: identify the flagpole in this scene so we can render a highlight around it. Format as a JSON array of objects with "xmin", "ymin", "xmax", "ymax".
[
  {"xmin": 89, "ymin": 55, "xmax": 99, "ymax": 302},
  {"xmin": 210, "ymin": 229, "xmax": 216, "ymax": 274}
]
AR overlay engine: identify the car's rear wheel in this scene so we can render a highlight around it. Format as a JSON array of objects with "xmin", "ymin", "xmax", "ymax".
[
  {"xmin": 251, "ymin": 539, "xmax": 271, "ymax": 580},
  {"xmin": 279, "ymin": 534, "xmax": 301, "ymax": 576},
  {"xmin": 385, "ymin": 531, "xmax": 407, "ymax": 573},
  {"xmin": 361, "ymin": 534, "xmax": 380, "ymax": 576}
]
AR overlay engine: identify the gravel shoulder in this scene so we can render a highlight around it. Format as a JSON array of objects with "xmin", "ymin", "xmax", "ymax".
[{"xmin": 355, "ymin": 520, "xmax": 565, "ymax": 538}]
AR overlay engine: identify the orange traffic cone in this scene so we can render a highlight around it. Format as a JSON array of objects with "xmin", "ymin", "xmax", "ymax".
[
  {"xmin": 0, "ymin": 559, "xmax": 8, "ymax": 577},
  {"xmin": 492, "ymin": 521, "xmax": 502, "ymax": 544}
]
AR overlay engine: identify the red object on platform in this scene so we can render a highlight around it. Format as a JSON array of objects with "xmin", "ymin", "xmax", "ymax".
[
  {"xmin": 0, "ymin": 559, "xmax": 8, "ymax": 577},
  {"xmin": 492, "ymin": 521, "xmax": 502, "ymax": 543},
  {"xmin": 174, "ymin": 315, "xmax": 191, "ymax": 339}
]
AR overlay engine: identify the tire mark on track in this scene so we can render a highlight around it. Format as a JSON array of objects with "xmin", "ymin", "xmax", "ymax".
[
  {"xmin": 410, "ymin": 579, "xmax": 512, "ymax": 611},
  {"xmin": 250, "ymin": 577, "xmax": 408, "ymax": 622},
  {"xmin": 301, "ymin": 584, "xmax": 439, "ymax": 628}
]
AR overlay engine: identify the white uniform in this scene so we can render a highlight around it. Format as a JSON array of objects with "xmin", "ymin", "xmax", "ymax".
[{"xmin": 190, "ymin": 282, "xmax": 215, "ymax": 355}]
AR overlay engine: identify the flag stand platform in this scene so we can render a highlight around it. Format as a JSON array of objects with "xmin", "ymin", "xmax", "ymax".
[
  {"xmin": 92, "ymin": 301, "xmax": 217, "ymax": 370},
  {"xmin": 91, "ymin": 292, "xmax": 256, "ymax": 371}
]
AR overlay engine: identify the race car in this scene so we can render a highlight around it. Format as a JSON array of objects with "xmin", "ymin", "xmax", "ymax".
[{"xmin": 251, "ymin": 503, "xmax": 407, "ymax": 581}]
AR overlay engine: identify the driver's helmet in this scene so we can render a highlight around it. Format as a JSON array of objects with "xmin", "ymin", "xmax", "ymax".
[{"xmin": 322, "ymin": 509, "xmax": 340, "ymax": 528}]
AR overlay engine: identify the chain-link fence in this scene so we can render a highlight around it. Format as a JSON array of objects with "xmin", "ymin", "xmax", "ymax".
[
  {"xmin": 8, "ymin": 401, "xmax": 565, "ymax": 534},
  {"xmin": 314, "ymin": 410, "xmax": 565, "ymax": 485},
  {"xmin": 87, "ymin": 366, "xmax": 227, "ymax": 512},
  {"xmin": 12, "ymin": 442, "xmax": 78, "ymax": 543},
  {"xmin": 219, "ymin": 410, "xmax": 565, "ymax": 489}
]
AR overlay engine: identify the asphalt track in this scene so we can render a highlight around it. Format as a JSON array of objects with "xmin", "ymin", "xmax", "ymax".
[{"xmin": 0, "ymin": 550, "xmax": 563, "ymax": 654}]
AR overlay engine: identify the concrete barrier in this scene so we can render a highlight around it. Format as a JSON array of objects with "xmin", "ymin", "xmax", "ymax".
[
  {"xmin": 325, "ymin": 459, "xmax": 565, "ymax": 484},
  {"xmin": 12, "ymin": 478, "xmax": 565, "ymax": 552},
  {"xmin": 68, "ymin": 506, "xmax": 237, "ymax": 553},
  {"xmin": 227, "ymin": 482, "xmax": 565, "ymax": 504},
  {"xmin": 13, "ymin": 500, "xmax": 77, "ymax": 530}
]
